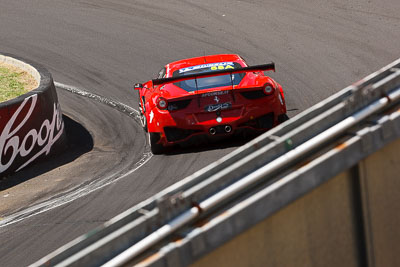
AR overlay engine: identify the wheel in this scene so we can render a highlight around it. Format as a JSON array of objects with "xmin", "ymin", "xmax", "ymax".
[
  {"xmin": 278, "ymin": 113, "xmax": 289, "ymax": 123},
  {"xmin": 148, "ymin": 132, "xmax": 165, "ymax": 154},
  {"xmin": 138, "ymin": 94, "xmax": 147, "ymax": 132}
]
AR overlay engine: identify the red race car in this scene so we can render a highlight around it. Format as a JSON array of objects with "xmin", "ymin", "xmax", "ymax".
[{"xmin": 134, "ymin": 54, "xmax": 288, "ymax": 154}]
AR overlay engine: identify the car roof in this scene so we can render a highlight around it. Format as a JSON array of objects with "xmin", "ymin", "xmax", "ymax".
[{"xmin": 166, "ymin": 54, "xmax": 245, "ymax": 75}]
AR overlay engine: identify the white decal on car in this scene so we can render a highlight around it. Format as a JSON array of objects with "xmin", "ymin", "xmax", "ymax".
[
  {"xmin": 278, "ymin": 93, "xmax": 284, "ymax": 105},
  {"xmin": 149, "ymin": 111, "xmax": 154, "ymax": 123}
]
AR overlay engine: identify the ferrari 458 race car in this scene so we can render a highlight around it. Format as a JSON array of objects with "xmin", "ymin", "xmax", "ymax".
[{"xmin": 134, "ymin": 54, "xmax": 288, "ymax": 154}]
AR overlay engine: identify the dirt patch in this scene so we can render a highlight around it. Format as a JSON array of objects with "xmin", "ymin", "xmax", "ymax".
[{"xmin": 0, "ymin": 61, "xmax": 38, "ymax": 102}]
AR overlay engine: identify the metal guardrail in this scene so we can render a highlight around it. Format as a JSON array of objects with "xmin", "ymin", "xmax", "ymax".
[{"xmin": 31, "ymin": 58, "xmax": 400, "ymax": 267}]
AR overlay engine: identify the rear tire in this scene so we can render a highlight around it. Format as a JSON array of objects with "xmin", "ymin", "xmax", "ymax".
[
  {"xmin": 278, "ymin": 113, "xmax": 289, "ymax": 123},
  {"xmin": 148, "ymin": 132, "xmax": 165, "ymax": 154},
  {"xmin": 140, "ymin": 112, "xmax": 147, "ymax": 132},
  {"xmin": 138, "ymin": 94, "xmax": 147, "ymax": 132}
]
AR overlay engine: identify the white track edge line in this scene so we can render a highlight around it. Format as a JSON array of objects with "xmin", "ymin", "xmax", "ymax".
[{"xmin": 0, "ymin": 82, "xmax": 152, "ymax": 228}]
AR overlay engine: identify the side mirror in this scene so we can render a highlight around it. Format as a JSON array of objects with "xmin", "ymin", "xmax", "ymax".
[{"xmin": 134, "ymin": 83, "xmax": 143, "ymax": 90}]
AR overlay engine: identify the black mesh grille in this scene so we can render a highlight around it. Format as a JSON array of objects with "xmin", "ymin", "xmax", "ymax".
[
  {"xmin": 164, "ymin": 127, "xmax": 201, "ymax": 142},
  {"xmin": 240, "ymin": 90, "xmax": 266, "ymax": 100},
  {"xmin": 167, "ymin": 99, "xmax": 192, "ymax": 111}
]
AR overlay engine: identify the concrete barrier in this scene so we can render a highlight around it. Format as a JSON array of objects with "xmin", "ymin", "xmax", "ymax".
[
  {"xmin": 0, "ymin": 53, "xmax": 66, "ymax": 176},
  {"xmin": 188, "ymin": 137, "xmax": 400, "ymax": 267}
]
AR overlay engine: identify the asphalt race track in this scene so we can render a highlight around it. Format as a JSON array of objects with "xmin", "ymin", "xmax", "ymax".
[{"xmin": 0, "ymin": 0, "xmax": 399, "ymax": 265}]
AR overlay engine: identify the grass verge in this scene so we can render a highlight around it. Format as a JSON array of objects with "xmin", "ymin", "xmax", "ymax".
[{"xmin": 0, "ymin": 62, "xmax": 38, "ymax": 102}]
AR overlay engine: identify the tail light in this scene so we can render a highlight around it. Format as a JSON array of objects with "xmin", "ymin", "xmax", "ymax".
[
  {"xmin": 156, "ymin": 97, "xmax": 168, "ymax": 110},
  {"xmin": 263, "ymin": 83, "xmax": 275, "ymax": 95}
]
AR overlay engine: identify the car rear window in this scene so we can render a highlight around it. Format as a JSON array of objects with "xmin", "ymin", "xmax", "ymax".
[{"xmin": 172, "ymin": 62, "xmax": 245, "ymax": 92}]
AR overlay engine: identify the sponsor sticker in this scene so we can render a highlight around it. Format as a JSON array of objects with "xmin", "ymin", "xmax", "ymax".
[
  {"xmin": 179, "ymin": 62, "xmax": 235, "ymax": 74},
  {"xmin": 205, "ymin": 102, "xmax": 232, "ymax": 112},
  {"xmin": 201, "ymin": 91, "xmax": 229, "ymax": 98}
]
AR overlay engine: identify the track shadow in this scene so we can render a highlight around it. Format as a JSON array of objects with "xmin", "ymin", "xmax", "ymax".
[
  {"xmin": 0, "ymin": 115, "xmax": 94, "ymax": 191},
  {"xmin": 164, "ymin": 132, "xmax": 260, "ymax": 155}
]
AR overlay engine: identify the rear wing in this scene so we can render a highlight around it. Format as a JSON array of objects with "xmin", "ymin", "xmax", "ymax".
[{"xmin": 152, "ymin": 62, "xmax": 275, "ymax": 86}]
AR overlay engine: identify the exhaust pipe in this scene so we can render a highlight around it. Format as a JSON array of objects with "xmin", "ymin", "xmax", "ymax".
[
  {"xmin": 209, "ymin": 127, "xmax": 217, "ymax": 135},
  {"xmin": 225, "ymin": 125, "xmax": 232, "ymax": 133}
]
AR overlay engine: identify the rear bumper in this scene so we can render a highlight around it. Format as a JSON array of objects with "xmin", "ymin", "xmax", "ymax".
[
  {"xmin": 162, "ymin": 112, "xmax": 274, "ymax": 143},
  {"xmin": 147, "ymin": 95, "xmax": 286, "ymax": 147}
]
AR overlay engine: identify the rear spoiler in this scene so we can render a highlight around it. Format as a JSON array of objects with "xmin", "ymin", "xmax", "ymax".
[{"xmin": 152, "ymin": 62, "xmax": 275, "ymax": 86}]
